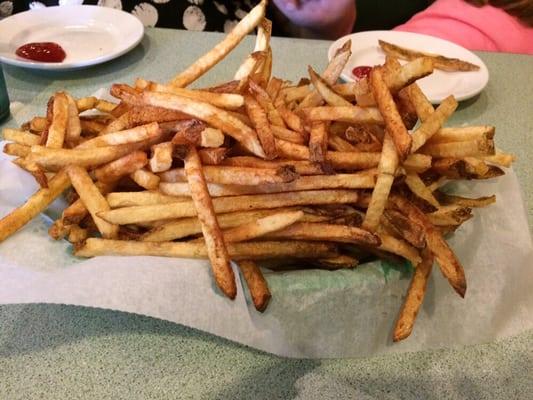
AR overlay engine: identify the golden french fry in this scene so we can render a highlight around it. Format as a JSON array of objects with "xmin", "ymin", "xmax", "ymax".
[
  {"xmin": 434, "ymin": 193, "xmax": 496, "ymax": 208},
  {"xmin": 328, "ymin": 134, "xmax": 358, "ymax": 152},
  {"xmin": 219, "ymin": 156, "xmax": 326, "ymax": 175},
  {"xmin": 107, "ymin": 191, "xmax": 187, "ymax": 208},
  {"xmin": 405, "ymin": 173, "xmax": 440, "ymax": 208},
  {"xmin": 149, "ymin": 141, "xmax": 173, "ymax": 173},
  {"xmin": 379, "ymin": 40, "xmax": 479, "ymax": 72},
  {"xmin": 407, "ymin": 84, "xmax": 434, "ymax": 122},
  {"xmin": 130, "ymin": 167, "xmax": 160, "ymax": 190},
  {"xmin": 65, "ymin": 93, "xmax": 82, "ymax": 145},
  {"xmin": 0, "ymin": 170, "xmax": 70, "ymax": 243},
  {"xmin": 235, "ymin": 18, "xmax": 272, "ymax": 82},
  {"xmin": 2, "ymin": 129, "xmax": 41, "ymax": 146},
  {"xmin": 378, "ymin": 233, "xmax": 422, "ymax": 265},
  {"xmin": 411, "ymin": 95, "xmax": 458, "ymax": 152},
  {"xmin": 370, "ymin": 68, "xmax": 411, "ymax": 159},
  {"xmin": 244, "ymin": 94, "xmax": 278, "ymax": 159},
  {"xmin": 66, "ymin": 165, "xmax": 118, "ymax": 239},
  {"xmin": 383, "ymin": 209, "xmax": 425, "ymax": 249},
  {"xmin": 160, "ymin": 165, "xmax": 298, "ymax": 185},
  {"xmin": 403, "ymin": 153, "xmax": 432, "ymax": 173},
  {"xmin": 112, "ymin": 84, "xmax": 266, "ymax": 158},
  {"xmin": 224, "ymin": 210, "xmax": 304, "ymax": 242},
  {"xmin": 183, "ymin": 145, "xmax": 236, "ymax": 299},
  {"xmin": 198, "ymin": 147, "xmax": 229, "ymax": 165},
  {"xmin": 94, "ymin": 151, "xmax": 148, "ymax": 183},
  {"xmin": 426, "ymin": 205, "xmax": 473, "ymax": 226},
  {"xmin": 302, "ymin": 106, "xmax": 384, "ymax": 125},
  {"xmin": 267, "ymin": 222, "xmax": 380, "ymax": 246},
  {"xmin": 30, "ymin": 116, "xmax": 49, "ymax": 132},
  {"xmin": 308, "ymin": 66, "xmax": 352, "ymax": 107},
  {"xmin": 266, "ymin": 77, "xmax": 283, "ymax": 101},
  {"xmin": 76, "ymin": 96, "xmax": 97, "ymax": 112},
  {"xmin": 238, "ymin": 260, "xmax": 271, "ymax": 312},
  {"xmin": 383, "ymin": 57, "xmax": 434, "ymax": 94},
  {"xmin": 390, "ymin": 195, "xmax": 466, "ymax": 297},
  {"xmin": 169, "ymin": 0, "xmax": 267, "ymax": 87},
  {"xmin": 393, "ymin": 248, "xmax": 434, "ymax": 341},
  {"xmin": 77, "ymin": 122, "xmax": 161, "ymax": 149},
  {"xmin": 75, "ymin": 238, "xmax": 337, "ymax": 260},
  {"xmin": 309, "ymin": 122, "xmax": 328, "ymax": 163},
  {"xmin": 46, "ymin": 92, "xmax": 69, "ymax": 149},
  {"xmin": 420, "ymin": 139, "xmax": 495, "ymax": 158},
  {"xmin": 270, "ymin": 125, "xmax": 306, "ymax": 144},
  {"xmin": 429, "ymin": 126, "xmax": 495, "ymax": 144},
  {"xmin": 98, "ymin": 190, "xmax": 360, "ymax": 225}
]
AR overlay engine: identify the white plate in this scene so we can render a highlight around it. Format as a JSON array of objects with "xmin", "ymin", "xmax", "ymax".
[
  {"xmin": 0, "ymin": 5, "xmax": 144, "ymax": 70},
  {"xmin": 328, "ymin": 31, "xmax": 489, "ymax": 103}
]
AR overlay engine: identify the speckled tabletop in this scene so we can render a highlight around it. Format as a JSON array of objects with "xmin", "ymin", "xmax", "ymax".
[{"xmin": 0, "ymin": 29, "xmax": 532, "ymax": 399}]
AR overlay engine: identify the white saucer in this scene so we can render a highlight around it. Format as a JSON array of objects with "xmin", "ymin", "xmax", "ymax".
[
  {"xmin": 0, "ymin": 5, "xmax": 144, "ymax": 70},
  {"xmin": 328, "ymin": 31, "xmax": 489, "ymax": 103}
]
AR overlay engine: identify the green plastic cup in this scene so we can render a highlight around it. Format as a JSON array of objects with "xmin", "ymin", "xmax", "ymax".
[{"xmin": 0, "ymin": 65, "xmax": 10, "ymax": 122}]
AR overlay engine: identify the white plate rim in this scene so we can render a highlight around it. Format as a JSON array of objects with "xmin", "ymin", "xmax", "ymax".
[
  {"xmin": 0, "ymin": 5, "xmax": 144, "ymax": 70},
  {"xmin": 328, "ymin": 30, "xmax": 489, "ymax": 103}
]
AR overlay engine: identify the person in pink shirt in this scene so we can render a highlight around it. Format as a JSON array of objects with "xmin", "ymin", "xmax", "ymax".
[{"xmin": 394, "ymin": 0, "xmax": 533, "ymax": 54}]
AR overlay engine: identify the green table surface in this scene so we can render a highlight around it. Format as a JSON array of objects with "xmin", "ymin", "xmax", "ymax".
[{"xmin": 0, "ymin": 28, "xmax": 532, "ymax": 399}]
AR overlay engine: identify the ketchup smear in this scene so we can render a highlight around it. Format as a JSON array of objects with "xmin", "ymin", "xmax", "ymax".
[
  {"xmin": 352, "ymin": 66, "xmax": 372, "ymax": 80},
  {"xmin": 16, "ymin": 42, "xmax": 66, "ymax": 63}
]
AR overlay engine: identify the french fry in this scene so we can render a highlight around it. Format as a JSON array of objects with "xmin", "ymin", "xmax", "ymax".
[
  {"xmin": 309, "ymin": 122, "xmax": 328, "ymax": 163},
  {"xmin": 2, "ymin": 129, "xmax": 41, "ymax": 146},
  {"xmin": 235, "ymin": 18, "xmax": 271, "ymax": 82},
  {"xmin": 183, "ymin": 145, "xmax": 236, "ymax": 298},
  {"xmin": 160, "ymin": 165, "xmax": 298, "ymax": 185},
  {"xmin": 426, "ymin": 205, "xmax": 473, "ymax": 226},
  {"xmin": 434, "ymin": 193, "xmax": 496, "ymax": 208},
  {"xmin": 45, "ymin": 92, "xmax": 69, "ymax": 149},
  {"xmin": 11, "ymin": 158, "xmax": 49, "ymax": 188},
  {"xmin": 28, "ymin": 143, "xmax": 145, "ymax": 170},
  {"xmin": 219, "ymin": 157, "xmax": 327, "ymax": 175},
  {"xmin": 67, "ymin": 224, "xmax": 88, "ymax": 244},
  {"xmin": 244, "ymin": 94, "xmax": 277, "ymax": 159},
  {"xmin": 149, "ymin": 141, "xmax": 173, "ymax": 173},
  {"xmin": 30, "ymin": 116, "xmax": 49, "ymax": 132},
  {"xmin": 65, "ymin": 93, "xmax": 82, "ymax": 146},
  {"xmin": 390, "ymin": 195, "xmax": 466, "ymax": 297},
  {"xmin": 76, "ymin": 96, "xmax": 97, "ymax": 112},
  {"xmin": 328, "ymin": 134, "xmax": 357, "ymax": 152},
  {"xmin": 141, "ymin": 208, "xmax": 318, "ymax": 242},
  {"xmin": 370, "ymin": 68, "xmax": 412, "ymax": 159},
  {"xmin": 410, "ymin": 95, "xmax": 458, "ymax": 152},
  {"xmin": 383, "ymin": 57, "xmax": 434, "ymax": 94},
  {"xmin": 130, "ymin": 167, "xmax": 160, "ymax": 190},
  {"xmin": 107, "ymin": 191, "xmax": 187, "ymax": 208},
  {"xmin": 223, "ymin": 210, "xmax": 304, "ymax": 242},
  {"xmin": 403, "ymin": 153, "xmax": 432, "ymax": 173},
  {"xmin": 238, "ymin": 260, "xmax": 271, "ymax": 312},
  {"xmin": 112, "ymin": 85, "xmax": 266, "ymax": 158},
  {"xmin": 98, "ymin": 190, "xmax": 360, "ymax": 225},
  {"xmin": 66, "ymin": 165, "xmax": 118, "ymax": 239},
  {"xmin": 0, "ymin": 170, "xmax": 70, "ymax": 243},
  {"xmin": 481, "ymin": 150, "xmax": 515, "ymax": 167},
  {"xmin": 267, "ymin": 222, "xmax": 380, "ymax": 246},
  {"xmin": 431, "ymin": 158, "xmax": 504, "ymax": 179},
  {"xmin": 94, "ymin": 151, "xmax": 148, "ymax": 183},
  {"xmin": 308, "ymin": 66, "xmax": 352, "ymax": 107},
  {"xmin": 75, "ymin": 238, "xmax": 337, "ymax": 260},
  {"xmin": 379, "ymin": 40, "xmax": 480, "ymax": 72},
  {"xmin": 378, "ymin": 233, "xmax": 422, "ymax": 265},
  {"xmin": 198, "ymin": 147, "xmax": 229, "ymax": 165},
  {"xmin": 80, "ymin": 119, "xmax": 106, "ymax": 136},
  {"xmin": 77, "ymin": 122, "xmax": 161, "ymax": 149},
  {"xmin": 302, "ymin": 106, "xmax": 384, "ymax": 125},
  {"xmin": 169, "ymin": 0, "xmax": 267, "ymax": 87},
  {"xmin": 429, "ymin": 126, "xmax": 495, "ymax": 144},
  {"xmin": 407, "ymin": 84, "xmax": 434, "ymax": 122},
  {"xmin": 420, "ymin": 139, "xmax": 495, "ymax": 158},
  {"xmin": 266, "ymin": 77, "xmax": 283, "ymax": 101},
  {"xmin": 383, "ymin": 209, "xmax": 425, "ymax": 249},
  {"xmin": 405, "ymin": 173, "xmax": 440, "ymax": 208},
  {"xmin": 271, "ymin": 125, "xmax": 306, "ymax": 144},
  {"xmin": 393, "ymin": 248, "xmax": 434, "ymax": 341}
]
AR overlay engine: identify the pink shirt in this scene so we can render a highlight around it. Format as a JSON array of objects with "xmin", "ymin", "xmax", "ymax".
[{"xmin": 394, "ymin": 0, "xmax": 533, "ymax": 54}]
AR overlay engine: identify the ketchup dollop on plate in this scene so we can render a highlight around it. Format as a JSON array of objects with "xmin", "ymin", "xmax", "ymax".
[
  {"xmin": 352, "ymin": 66, "xmax": 372, "ymax": 80},
  {"xmin": 16, "ymin": 42, "xmax": 66, "ymax": 63}
]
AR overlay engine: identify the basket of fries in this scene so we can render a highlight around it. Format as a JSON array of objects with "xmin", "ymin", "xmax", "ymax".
[{"xmin": 1, "ymin": 0, "xmax": 529, "ymax": 355}]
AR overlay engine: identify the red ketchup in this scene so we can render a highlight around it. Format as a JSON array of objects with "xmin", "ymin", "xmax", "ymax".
[
  {"xmin": 352, "ymin": 66, "xmax": 372, "ymax": 80},
  {"xmin": 16, "ymin": 42, "xmax": 66, "ymax": 63}
]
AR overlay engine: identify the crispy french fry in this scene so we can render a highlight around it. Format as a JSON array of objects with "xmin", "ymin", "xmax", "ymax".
[
  {"xmin": 393, "ymin": 248, "xmax": 434, "ymax": 341},
  {"xmin": 309, "ymin": 122, "xmax": 328, "ymax": 163},
  {"xmin": 160, "ymin": 165, "xmax": 298, "ymax": 185},
  {"xmin": 429, "ymin": 126, "xmax": 495, "ymax": 144},
  {"xmin": 218, "ymin": 156, "xmax": 326, "ymax": 175},
  {"xmin": 383, "ymin": 209, "xmax": 425, "ymax": 249},
  {"xmin": 184, "ymin": 145, "xmax": 236, "ymax": 299},
  {"xmin": 270, "ymin": 125, "xmax": 306, "ymax": 144},
  {"xmin": 76, "ymin": 96, "xmax": 97, "ymax": 112},
  {"xmin": 2, "ymin": 129, "xmax": 41, "ymax": 146},
  {"xmin": 390, "ymin": 195, "xmax": 466, "ymax": 297},
  {"xmin": 267, "ymin": 222, "xmax": 380, "ymax": 246},
  {"xmin": 75, "ymin": 238, "xmax": 337, "ymax": 260},
  {"xmin": 434, "ymin": 193, "xmax": 496, "ymax": 208},
  {"xmin": 149, "ymin": 141, "xmax": 173, "ymax": 173},
  {"xmin": 113, "ymin": 85, "xmax": 266, "ymax": 158},
  {"xmin": 98, "ymin": 190, "xmax": 360, "ymax": 225},
  {"xmin": 65, "ymin": 93, "xmax": 82, "ymax": 146},
  {"xmin": 420, "ymin": 139, "xmax": 495, "ymax": 158},
  {"xmin": 308, "ymin": 66, "xmax": 352, "ymax": 107},
  {"xmin": 302, "ymin": 106, "xmax": 384, "ymax": 125},
  {"xmin": 405, "ymin": 173, "xmax": 440, "ymax": 208},
  {"xmin": 130, "ymin": 167, "xmax": 160, "ymax": 190},
  {"xmin": 328, "ymin": 134, "xmax": 357, "ymax": 152},
  {"xmin": 235, "ymin": 18, "xmax": 271, "ymax": 82},
  {"xmin": 169, "ymin": 0, "xmax": 267, "ymax": 87},
  {"xmin": 11, "ymin": 158, "xmax": 49, "ymax": 188},
  {"xmin": 410, "ymin": 95, "xmax": 458, "ymax": 152},
  {"xmin": 224, "ymin": 210, "xmax": 304, "ymax": 242},
  {"xmin": 0, "ymin": 170, "xmax": 70, "ymax": 243},
  {"xmin": 378, "ymin": 233, "xmax": 422, "ymax": 265},
  {"xmin": 370, "ymin": 68, "xmax": 411, "ymax": 159},
  {"xmin": 30, "ymin": 116, "xmax": 49, "ymax": 132},
  {"xmin": 244, "ymin": 94, "xmax": 277, "ymax": 159},
  {"xmin": 107, "ymin": 191, "xmax": 187, "ymax": 208},
  {"xmin": 94, "ymin": 151, "xmax": 148, "ymax": 183},
  {"xmin": 238, "ymin": 260, "xmax": 271, "ymax": 312},
  {"xmin": 77, "ymin": 122, "xmax": 161, "ymax": 149},
  {"xmin": 198, "ymin": 147, "xmax": 229, "ymax": 165},
  {"xmin": 66, "ymin": 165, "xmax": 118, "ymax": 239},
  {"xmin": 407, "ymin": 84, "xmax": 434, "ymax": 122},
  {"xmin": 379, "ymin": 40, "xmax": 479, "ymax": 72},
  {"xmin": 403, "ymin": 153, "xmax": 432, "ymax": 173},
  {"xmin": 46, "ymin": 92, "xmax": 69, "ymax": 149}
]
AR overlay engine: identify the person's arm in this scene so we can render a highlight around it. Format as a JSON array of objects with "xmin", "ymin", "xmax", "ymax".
[{"xmin": 271, "ymin": 0, "xmax": 356, "ymax": 39}]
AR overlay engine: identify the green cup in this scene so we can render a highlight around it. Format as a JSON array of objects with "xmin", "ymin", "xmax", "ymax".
[{"xmin": 0, "ymin": 64, "xmax": 10, "ymax": 122}]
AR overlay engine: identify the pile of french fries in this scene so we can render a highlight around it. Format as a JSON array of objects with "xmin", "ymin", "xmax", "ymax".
[{"xmin": 0, "ymin": 0, "xmax": 516, "ymax": 340}]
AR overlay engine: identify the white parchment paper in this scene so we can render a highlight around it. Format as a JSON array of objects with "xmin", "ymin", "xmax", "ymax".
[{"xmin": 0, "ymin": 137, "xmax": 532, "ymax": 358}]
